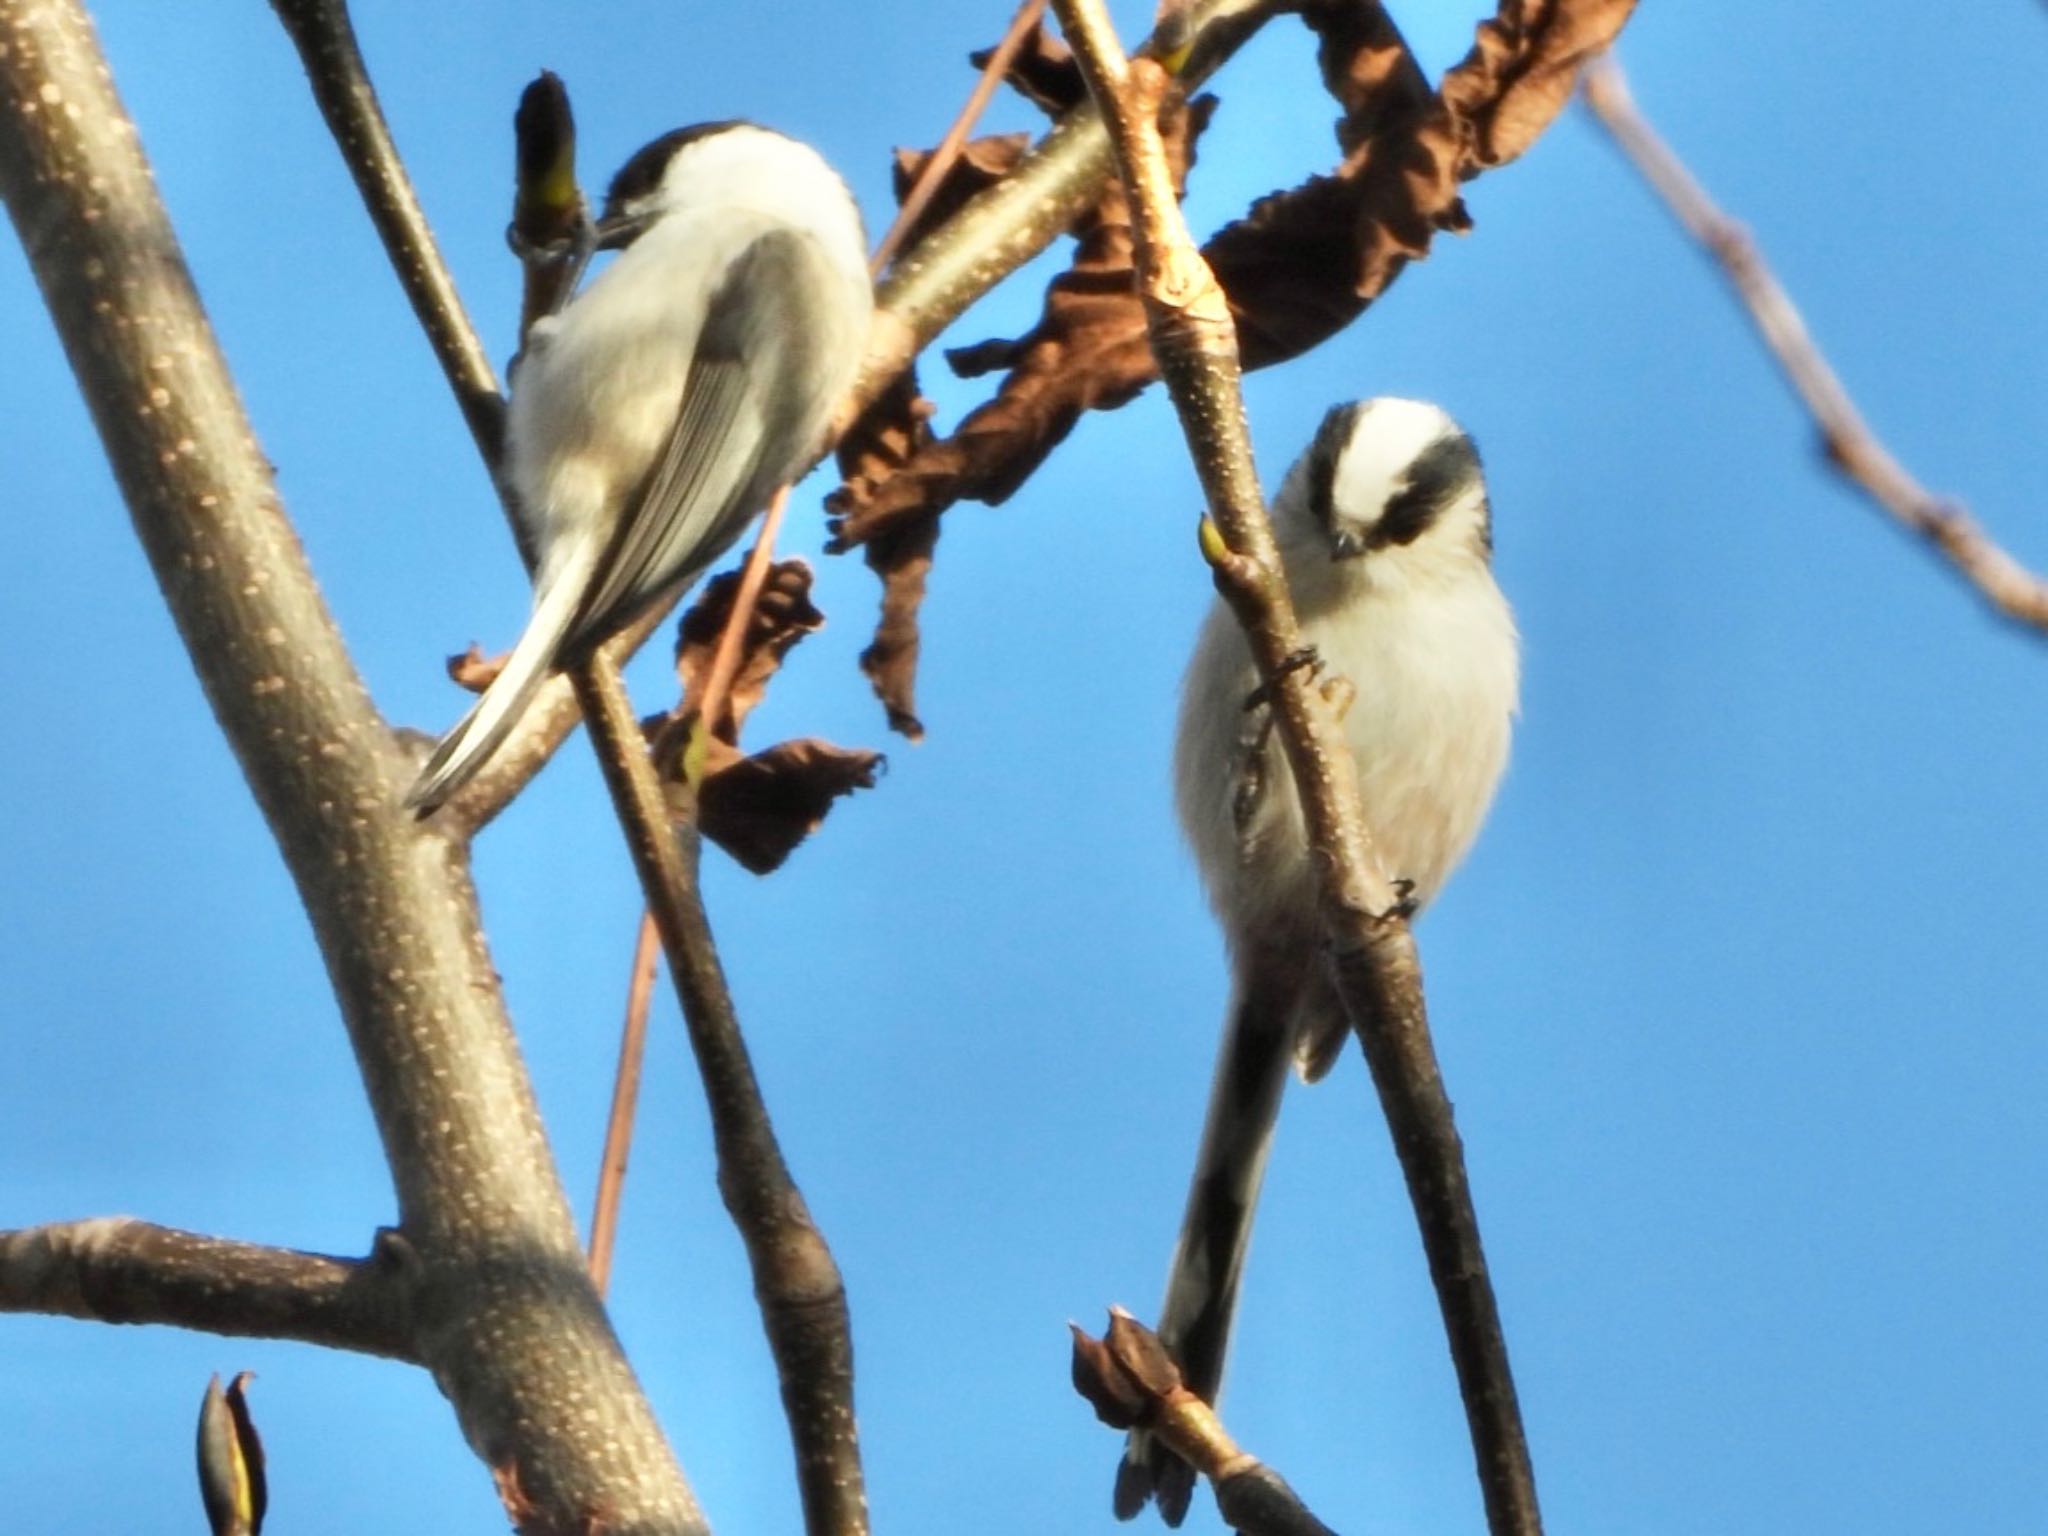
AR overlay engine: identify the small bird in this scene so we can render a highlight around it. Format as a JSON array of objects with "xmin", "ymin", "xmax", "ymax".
[
  {"xmin": 407, "ymin": 122, "xmax": 872, "ymax": 814},
  {"xmin": 1115, "ymin": 398, "xmax": 1519, "ymax": 1525}
]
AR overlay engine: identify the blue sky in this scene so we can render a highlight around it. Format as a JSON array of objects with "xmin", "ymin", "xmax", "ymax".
[{"xmin": 4, "ymin": 2, "xmax": 2046, "ymax": 1532}]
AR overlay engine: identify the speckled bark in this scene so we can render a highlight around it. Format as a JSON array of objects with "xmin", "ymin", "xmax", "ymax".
[
  {"xmin": 0, "ymin": 4, "xmax": 700, "ymax": 1531},
  {"xmin": 0, "ymin": 1220, "xmax": 414, "ymax": 1356}
]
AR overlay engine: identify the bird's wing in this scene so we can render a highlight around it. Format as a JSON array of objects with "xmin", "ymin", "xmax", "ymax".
[{"xmin": 566, "ymin": 228, "xmax": 825, "ymax": 651}]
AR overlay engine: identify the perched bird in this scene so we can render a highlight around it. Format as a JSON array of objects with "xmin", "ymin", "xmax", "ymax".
[
  {"xmin": 1116, "ymin": 398, "xmax": 1519, "ymax": 1525},
  {"xmin": 407, "ymin": 122, "xmax": 872, "ymax": 814}
]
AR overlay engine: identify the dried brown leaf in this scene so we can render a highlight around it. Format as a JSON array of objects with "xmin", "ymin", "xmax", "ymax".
[
  {"xmin": 827, "ymin": 88, "xmax": 1216, "ymax": 553},
  {"xmin": 698, "ymin": 738, "xmax": 883, "ymax": 875},
  {"xmin": 672, "ymin": 560, "xmax": 824, "ymax": 742},
  {"xmin": 970, "ymin": 17, "xmax": 1082, "ymax": 116},
  {"xmin": 834, "ymin": 370, "xmax": 941, "ymax": 737},
  {"xmin": 1442, "ymin": 0, "xmax": 1638, "ymax": 169},
  {"xmin": 860, "ymin": 515, "xmax": 940, "ymax": 740},
  {"xmin": 891, "ymin": 133, "xmax": 1033, "ymax": 251}
]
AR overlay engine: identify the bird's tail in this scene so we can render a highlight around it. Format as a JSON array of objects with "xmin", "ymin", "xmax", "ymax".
[
  {"xmin": 1114, "ymin": 964, "xmax": 1298, "ymax": 1526},
  {"xmin": 405, "ymin": 542, "xmax": 600, "ymax": 817}
]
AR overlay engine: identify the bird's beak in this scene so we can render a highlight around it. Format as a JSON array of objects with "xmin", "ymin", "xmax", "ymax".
[
  {"xmin": 1330, "ymin": 527, "xmax": 1369, "ymax": 561},
  {"xmin": 593, "ymin": 209, "xmax": 650, "ymax": 251}
]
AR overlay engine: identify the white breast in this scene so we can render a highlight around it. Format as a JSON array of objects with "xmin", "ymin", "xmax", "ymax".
[{"xmin": 1175, "ymin": 549, "xmax": 1518, "ymax": 956}]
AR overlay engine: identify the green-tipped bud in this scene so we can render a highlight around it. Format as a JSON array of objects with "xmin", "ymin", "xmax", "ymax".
[{"xmin": 513, "ymin": 71, "xmax": 581, "ymax": 248}]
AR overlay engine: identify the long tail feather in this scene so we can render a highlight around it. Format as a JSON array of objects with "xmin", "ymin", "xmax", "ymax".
[
  {"xmin": 405, "ymin": 543, "xmax": 600, "ymax": 816},
  {"xmin": 1115, "ymin": 962, "xmax": 1299, "ymax": 1526}
]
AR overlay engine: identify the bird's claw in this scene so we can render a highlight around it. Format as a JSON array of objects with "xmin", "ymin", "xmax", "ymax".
[{"xmin": 1243, "ymin": 645, "xmax": 1324, "ymax": 712}]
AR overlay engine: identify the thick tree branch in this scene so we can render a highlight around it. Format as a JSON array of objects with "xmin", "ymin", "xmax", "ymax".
[
  {"xmin": 0, "ymin": 7, "xmax": 700, "ymax": 1533},
  {"xmin": 0, "ymin": 1219, "xmax": 414, "ymax": 1360},
  {"xmin": 1581, "ymin": 55, "xmax": 2048, "ymax": 635},
  {"xmin": 1049, "ymin": 3, "xmax": 1541, "ymax": 1532}
]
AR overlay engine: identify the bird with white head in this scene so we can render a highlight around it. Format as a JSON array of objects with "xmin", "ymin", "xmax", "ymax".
[{"xmin": 1117, "ymin": 397, "xmax": 1519, "ymax": 1525}]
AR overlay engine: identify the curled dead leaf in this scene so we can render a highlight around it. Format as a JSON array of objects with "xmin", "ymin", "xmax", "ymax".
[
  {"xmin": 673, "ymin": 560, "xmax": 825, "ymax": 742},
  {"xmin": 969, "ymin": 16, "xmax": 1083, "ymax": 117},
  {"xmin": 892, "ymin": 133, "xmax": 1033, "ymax": 247},
  {"xmin": 698, "ymin": 738, "xmax": 884, "ymax": 875},
  {"xmin": 658, "ymin": 559, "xmax": 880, "ymax": 868}
]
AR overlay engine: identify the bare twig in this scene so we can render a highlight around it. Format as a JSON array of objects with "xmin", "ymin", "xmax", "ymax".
[
  {"xmin": 1073, "ymin": 1310, "xmax": 1338, "ymax": 1536},
  {"xmin": 0, "ymin": 1220, "xmax": 413, "ymax": 1360},
  {"xmin": 1582, "ymin": 54, "xmax": 2048, "ymax": 634},
  {"xmin": 869, "ymin": 0, "xmax": 1050, "ymax": 276},
  {"xmin": 269, "ymin": 0, "xmax": 508, "ymax": 500},
  {"xmin": 590, "ymin": 913, "xmax": 662, "ymax": 1297},
  {"xmin": 691, "ymin": 488, "xmax": 794, "ymax": 733},
  {"xmin": 0, "ymin": 9, "xmax": 699, "ymax": 1529},
  {"xmin": 570, "ymin": 662, "xmax": 867, "ymax": 1536},
  {"xmin": 1048, "ymin": 3, "xmax": 1541, "ymax": 1531}
]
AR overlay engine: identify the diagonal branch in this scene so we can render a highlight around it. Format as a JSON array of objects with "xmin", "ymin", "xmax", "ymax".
[
  {"xmin": 1048, "ymin": 2, "xmax": 1543, "ymax": 1532},
  {"xmin": 846, "ymin": 0, "xmax": 1285, "ymax": 428},
  {"xmin": 0, "ymin": 1219, "xmax": 415, "ymax": 1360},
  {"xmin": 270, "ymin": 0, "xmax": 507, "ymax": 486},
  {"xmin": 570, "ymin": 662, "xmax": 867, "ymax": 1536},
  {"xmin": 1581, "ymin": 54, "xmax": 2048, "ymax": 635},
  {"xmin": 869, "ymin": 0, "xmax": 1049, "ymax": 276},
  {"xmin": 0, "ymin": 6, "xmax": 700, "ymax": 1532}
]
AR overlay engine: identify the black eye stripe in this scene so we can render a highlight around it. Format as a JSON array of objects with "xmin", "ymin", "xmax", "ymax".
[
  {"xmin": 602, "ymin": 120, "xmax": 755, "ymax": 218},
  {"xmin": 1369, "ymin": 429, "xmax": 1484, "ymax": 549}
]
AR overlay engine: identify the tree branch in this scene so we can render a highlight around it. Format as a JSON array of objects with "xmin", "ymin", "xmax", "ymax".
[
  {"xmin": 0, "ymin": 1219, "xmax": 414, "ymax": 1360},
  {"xmin": 570, "ymin": 662, "xmax": 868, "ymax": 1536},
  {"xmin": 845, "ymin": 0, "xmax": 1284, "ymax": 429},
  {"xmin": 269, "ymin": 0, "xmax": 507, "ymax": 488},
  {"xmin": 1581, "ymin": 54, "xmax": 2048, "ymax": 635},
  {"xmin": 869, "ymin": 0, "xmax": 1049, "ymax": 276},
  {"xmin": 0, "ymin": 6, "xmax": 701, "ymax": 1532},
  {"xmin": 1074, "ymin": 1310, "xmax": 1339, "ymax": 1536},
  {"xmin": 590, "ymin": 914, "xmax": 661, "ymax": 1298},
  {"xmin": 1048, "ymin": 2, "xmax": 1542, "ymax": 1531}
]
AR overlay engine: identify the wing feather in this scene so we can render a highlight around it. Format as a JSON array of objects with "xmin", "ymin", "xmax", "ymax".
[{"xmin": 566, "ymin": 228, "xmax": 831, "ymax": 652}]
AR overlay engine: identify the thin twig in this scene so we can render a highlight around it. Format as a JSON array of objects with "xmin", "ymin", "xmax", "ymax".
[
  {"xmin": 590, "ymin": 913, "xmax": 661, "ymax": 1297},
  {"xmin": 570, "ymin": 662, "xmax": 867, "ymax": 1536},
  {"xmin": 1582, "ymin": 53, "xmax": 2048, "ymax": 634},
  {"xmin": 1048, "ymin": 3, "xmax": 1542, "ymax": 1532},
  {"xmin": 269, "ymin": 0, "xmax": 509, "ymax": 514},
  {"xmin": 869, "ymin": 0, "xmax": 1050, "ymax": 276},
  {"xmin": 0, "ymin": 1220, "xmax": 415, "ymax": 1360},
  {"xmin": 1073, "ymin": 1310, "xmax": 1339, "ymax": 1536},
  {"xmin": 690, "ymin": 487, "xmax": 793, "ymax": 732}
]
